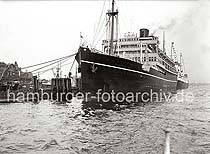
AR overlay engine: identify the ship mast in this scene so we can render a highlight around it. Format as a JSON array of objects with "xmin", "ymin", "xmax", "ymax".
[
  {"xmin": 180, "ymin": 53, "xmax": 185, "ymax": 73},
  {"xmin": 163, "ymin": 31, "xmax": 165, "ymax": 53},
  {"xmin": 110, "ymin": 0, "xmax": 115, "ymax": 55},
  {"xmin": 107, "ymin": 0, "xmax": 118, "ymax": 55},
  {"xmin": 170, "ymin": 42, "xmax": 174, "ymax": 60}
]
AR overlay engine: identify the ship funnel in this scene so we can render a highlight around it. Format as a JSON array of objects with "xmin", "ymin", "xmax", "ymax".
[{"xmin": 140, "ymin": 28, "xmax": 149, "ymax": 37}]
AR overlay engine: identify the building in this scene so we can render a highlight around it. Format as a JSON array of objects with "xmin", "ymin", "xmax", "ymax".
[{"xmin": 0, "ymin": 61, "xmax": 33, "ymax": 82}]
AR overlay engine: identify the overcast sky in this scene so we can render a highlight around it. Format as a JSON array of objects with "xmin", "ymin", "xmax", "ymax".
[{"xmin": 0, "ymin": 0, "xmax": 209, "ymax": 83}]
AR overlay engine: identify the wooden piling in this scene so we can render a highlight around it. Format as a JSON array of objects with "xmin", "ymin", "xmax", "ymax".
[
  {"xmin": 33, "ymin": 76, "xmax": 39, "ymax": 102},
  {"xmin": 51, "ymin": 78, "xmax": 72, "ymax": 102}
]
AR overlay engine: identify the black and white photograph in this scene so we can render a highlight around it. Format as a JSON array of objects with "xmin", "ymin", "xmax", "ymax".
[{"xmin": 0, "ymin": 0, "xmax": 210, "ymax": 153}]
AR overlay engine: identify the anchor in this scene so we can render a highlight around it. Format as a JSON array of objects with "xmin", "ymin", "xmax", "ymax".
[{"xmin": 91, "ymin": 63, "xmax": 98, "ymax": 73}]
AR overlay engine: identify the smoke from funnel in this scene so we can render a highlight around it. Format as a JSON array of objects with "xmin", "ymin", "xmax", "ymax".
[{"xmin": 152, "ymin": 0, "xmax": 210, "ymax": 83}]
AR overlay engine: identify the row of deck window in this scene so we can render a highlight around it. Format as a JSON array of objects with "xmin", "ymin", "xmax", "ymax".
[
  {"xmin": 161, "ymin": 60, "xmax": 175, "ymax": 72},
  {"xmin": 119, "ymin": 44, "xmax": 147, "ymax": 48},
  {"xmin": 148, "ymin": 57, "xmax": 157, "ymax": 62},
  {"xmin": 129, "ymin": 56, "xmax": 175, "ymax": 73},
  {"xmin": 119, "ymin": 37, "xmax": 156, "ymax": 42},
  {"xmin": 119, "ymin": 38, "xmax": 139, "ymax": 42},
  {"xmin": 108, "ymin": 44, "xmax": 148, "ymax": 49},
  {"xmin": 120, "ymin": 44, "xmax": 138, "ymax": 48},
  {"xmin": 131, "ymin": 56, "xmax": 157, "ymax": 62}
]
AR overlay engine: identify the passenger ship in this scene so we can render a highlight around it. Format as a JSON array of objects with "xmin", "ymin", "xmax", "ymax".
[{"xmin": 75, "ymin": 0, "xmax": 178, "ymax": 101}]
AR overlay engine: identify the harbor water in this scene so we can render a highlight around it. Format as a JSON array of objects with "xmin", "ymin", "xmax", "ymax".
[{"xmin": 0, "ymin": 84, "xmax": 210, "ymax": 154}]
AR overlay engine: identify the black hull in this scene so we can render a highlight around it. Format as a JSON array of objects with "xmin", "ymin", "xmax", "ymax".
[
  {"xmin": 176, "ymin": 80, "xmax": 189, "ymax": 90},
  {"xmin": 76, "ymin": 47, "xmax": 177, "ymax": 101},
  {"xmin": 0, "ymin": 85, "xmax": 7, "ymax": 91}
]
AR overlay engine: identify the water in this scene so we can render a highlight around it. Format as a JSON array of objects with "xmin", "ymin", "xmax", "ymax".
[{"xmin": 0, "ymin": 84, "xmax": 210, "ymax": 154}]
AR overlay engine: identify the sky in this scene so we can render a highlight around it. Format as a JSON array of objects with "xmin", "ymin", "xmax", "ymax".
[{"xmin": 0, "ymin": 0, "xmax": 209, "ymax": 83}]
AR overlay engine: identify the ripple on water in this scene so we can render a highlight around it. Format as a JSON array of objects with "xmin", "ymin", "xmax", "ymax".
[{"xmin": 0, "ymin": 84, "xmax": 210, "ymax": 153}]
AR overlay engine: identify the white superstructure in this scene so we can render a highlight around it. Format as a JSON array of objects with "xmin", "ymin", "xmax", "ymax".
[{"xmin": 102, "ymin": 29, "xmax": 177, "ymax": 74}]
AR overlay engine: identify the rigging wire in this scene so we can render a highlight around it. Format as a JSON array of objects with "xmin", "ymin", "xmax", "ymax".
[
  {"xmin": 34, "ymin": 57, "xmax": 74, "ymax": 76},
  {"xmin": 93, "ymin": 18, "xmax": 110, "ymax": 48},
  {"xmin": 92, "ymin": 15, "xmax": 107, "ymax": 47},
  {"xmin": 80, "ymin": 33, "xmax": 92, "ymax": 48},
  {"xmin": 31, "ymin": 56, "xmax": 72, "ymax": 73},
  {"xmin": 92, "ymin": 0, "xmax": 107, "ymax": 46},
  {"xmin": 69, "ymin": 57, "xmax": 76, "ymax": 73},
  {"xmin": 93, "ymin": 26, "xmax": 107, "ymax": 48},
  {"xmin": 21, "ymin": 52, "xmax": 77, "ymax": 69},
  {"xmin": 37, "ymin": 57, "xmax": 71, "ymax": 75},
  {"xmin": 34, "ymin": 63, "xmax": 71, "ymax": 76}
]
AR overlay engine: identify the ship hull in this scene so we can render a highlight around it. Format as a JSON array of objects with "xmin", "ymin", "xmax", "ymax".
[
  {"xmin": 76, "ymin": 47, "xmax": 177, "ymax": 102},
  {"xmin": 176, "ymin": 79, "xmax": 189, "ymax": 90}
]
